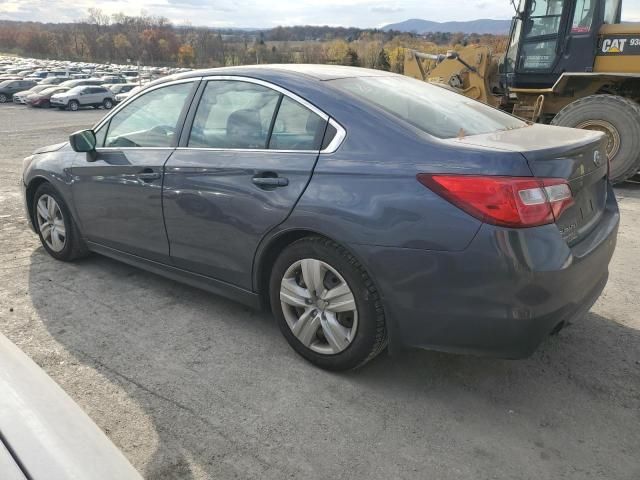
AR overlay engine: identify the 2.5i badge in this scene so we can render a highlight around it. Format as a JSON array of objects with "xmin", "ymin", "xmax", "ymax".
[{"xmin": 600, "ymin": 35, "xmax": 640, "ymax": 55}]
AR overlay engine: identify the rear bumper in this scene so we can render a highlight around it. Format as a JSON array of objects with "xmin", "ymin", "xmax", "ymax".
[{"xmin": 352, "ymin": 186, "xmax": 619, "ymax": 358}]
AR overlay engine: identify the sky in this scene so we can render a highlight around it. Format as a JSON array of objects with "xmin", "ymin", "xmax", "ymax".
[{"xmin": 0, "ymin": 0, "xmax": 639, "ymax": 27}]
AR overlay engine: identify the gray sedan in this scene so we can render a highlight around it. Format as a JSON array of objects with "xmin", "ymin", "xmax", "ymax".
[{"xmin": 21, "ymin": 65, "xmax": 619, "ymax": 370}]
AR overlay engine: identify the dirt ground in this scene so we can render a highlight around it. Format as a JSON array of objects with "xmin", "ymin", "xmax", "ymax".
[{"xmin": 0, "ymin": 105, "xmax": 639, "ymax": 480}]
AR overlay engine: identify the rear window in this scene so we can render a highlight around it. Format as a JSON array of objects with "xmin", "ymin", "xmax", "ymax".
[{"xmin": 329, "ymin": 76, "xmax": 526, "ymax": 139}]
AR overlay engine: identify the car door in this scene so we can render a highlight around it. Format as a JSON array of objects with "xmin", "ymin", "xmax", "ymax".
[
  {"xmin": 75, "ymin": 87, "xmax": 89, "ymax": 105},
  {"xmin": 163, "ymin": 78, "xmax": 331, "ymax": 289},
  {"xmin": 71, "ymin": 79, "xmax": 199, "ymax": 262}
]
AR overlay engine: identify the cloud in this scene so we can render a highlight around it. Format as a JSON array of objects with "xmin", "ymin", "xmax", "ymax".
[
  {"xmin": 0, "ymin": 0, "xmax": 527, "ymax": 27},
  {"xmin": 371, "ymin": 6, "xmax": 404, "ymax": 14}
]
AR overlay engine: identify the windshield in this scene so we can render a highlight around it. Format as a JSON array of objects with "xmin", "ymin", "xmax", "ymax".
[{"xmin": 329, "ymin": 76, "xmax": 526, "ymax": 139}]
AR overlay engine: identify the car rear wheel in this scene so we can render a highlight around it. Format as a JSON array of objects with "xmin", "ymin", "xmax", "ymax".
[
  {"xmin": 103, "ymin": 98, "xmax": 113, "ymax": 109},
  {"xmin": 68, "ymin": 100, "xmax": 79, "ymax": 111},
  {"xmin": 0, "ymin": 94, "xmax": 7, "ymax": 103},
  {"xmin": 33, "ymin": 183, "xmax": 88, "ymax": 261},
  {"xmin": 269, "ymin": 237, "xmax": 387, "ymax": 371},
  {"xmin": 551, "ymin": 95, "xmax": 640, "ymax": 183}
]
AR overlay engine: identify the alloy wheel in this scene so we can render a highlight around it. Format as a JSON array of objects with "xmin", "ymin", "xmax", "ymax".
[
  {"xmin": 280, "ymin": 258, "xmax": 358, "ymax": 355},
  {"xmin": 35, "ymin": 194, "xmax": 66, "ymax": 252}
]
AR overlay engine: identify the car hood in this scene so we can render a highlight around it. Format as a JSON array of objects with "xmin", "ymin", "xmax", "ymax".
[{"xmin": 33, "ymin": 142, "xmax": 67, "ymax": 155}]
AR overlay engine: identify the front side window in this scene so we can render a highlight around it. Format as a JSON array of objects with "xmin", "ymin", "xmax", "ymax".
[
  {"xmin": 101, "ymin": 82, "xmax": 194, "ymax": 148},
  {"xmin": 605, "ymin": 0, "xmax": 622, "ymax": 23},
  {"xmin": 525, "ymin": 0, "xmax": 565, "ymax": 38},
  {"xmin": 330, "ymin": 76, "xmax": 526, "ymax": 139},
  {"xmin": 571, "ymin": 0, "xmax": 597, "ymax": 33},
  {"xmin": 188, "ymin": 81, "xmax": 280, "ymax": 149}
]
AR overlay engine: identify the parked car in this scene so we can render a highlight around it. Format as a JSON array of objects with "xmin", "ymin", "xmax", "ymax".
[
  {"xmin": 0, "ymin": 79, "xmax": 37, "ymax": 103},
  {"xmin": 50, "ymin": 85, "xmax": 115, "ymax": 111},
  {"xmin": 107, "ymin": 83, "xmax": 138, "ymax": 100},
  {"xmin": 38, "ymin": 76, "xmax": 67, "ymax": 86},
  {"xmin": 58, "ymin": 78, "xmax": 103, "ymax": 89},
  {"xmin": 114, "ymin": 84, "xmax": 144, "ymax": 103},
  {"xmin": 26, "ymin": 86, "xmax": 70, "ymax": 108},
  {"xmin": 12, "ymin": 84, "xmax": 51, "ymax": 104},
  {"xmin": 99, "ymin": 75, "xmax": 127, "ymax": 84},
  {"xmin": 22, "ymin": 65, "xmax": 619, "ymax": 370},
  {"xmin": 0, "ymin": 332, "xmax": 142, "ymax": 479}
]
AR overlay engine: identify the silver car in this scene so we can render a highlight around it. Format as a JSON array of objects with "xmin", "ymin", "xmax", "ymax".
[{"xmin": 50, "ymin": 85, "xmax": 115, "ymax": 111}]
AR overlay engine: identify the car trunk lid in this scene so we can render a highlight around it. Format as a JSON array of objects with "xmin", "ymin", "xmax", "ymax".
[{"xmin": 453, "ymin": 124, "xmax": 609, "ymax": 245}]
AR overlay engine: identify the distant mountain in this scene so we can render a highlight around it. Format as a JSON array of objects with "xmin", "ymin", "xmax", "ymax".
[{"xmin": 382, "ymin": 18, "xmax": 511, "ymax": 35}]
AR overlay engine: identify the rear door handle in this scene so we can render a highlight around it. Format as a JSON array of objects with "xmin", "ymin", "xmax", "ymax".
[
  {"xmin": 252, "ymin": 176, "xmax": 289, "ymax": 187},
  {"xmin": 138, "ymin": 171, "xmax": 161, "ymax": 182}
]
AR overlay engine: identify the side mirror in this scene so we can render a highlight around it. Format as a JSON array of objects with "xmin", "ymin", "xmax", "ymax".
[{"xmin": 69, "ymin": 129, "xmax": 96, "ymax": 153}]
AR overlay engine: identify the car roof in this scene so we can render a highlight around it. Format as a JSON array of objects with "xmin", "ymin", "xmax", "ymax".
[{"xmin": 163, "ymin": 64, "xmax": 397, "ymax": 83}]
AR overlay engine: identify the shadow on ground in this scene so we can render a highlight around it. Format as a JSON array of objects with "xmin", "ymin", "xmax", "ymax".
[{"xmin": 27, "ymin": 246, "xmax": 640, "ymax": 479}]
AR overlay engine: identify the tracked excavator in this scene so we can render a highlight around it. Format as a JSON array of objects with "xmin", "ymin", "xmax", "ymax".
[{"xmin": 405, "ymin": 0, "xmax": 640, "ymax": 183}]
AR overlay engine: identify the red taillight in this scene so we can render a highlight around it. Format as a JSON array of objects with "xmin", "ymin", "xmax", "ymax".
[{"xmin": 417, "ymin": 174, "xmax": 573, "ymax": 228}]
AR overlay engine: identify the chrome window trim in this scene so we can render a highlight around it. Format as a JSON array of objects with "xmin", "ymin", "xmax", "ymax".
[
  {"xmin": 325, "ymin": 118, "xmax": 346, "ymax": 154},
  {"xmin": 91, "ymin": 77, "xmax": 203, "ymax": 133},
  {"xmin": 95, "ymin": 147, "xmax": 176, "ymax": 151},
  {"xmin": 174, "ymin": 147, "xmax": 319, "ymax": 154},
  {"xmin": 91, "ymin": 74, "xmax": 347, "ymax": 154}
]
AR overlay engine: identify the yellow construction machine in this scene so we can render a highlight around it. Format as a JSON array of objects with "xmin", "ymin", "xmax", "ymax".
[{"xmin": 405, "ymin": 0, "xmax": 640, "ymax": 183}]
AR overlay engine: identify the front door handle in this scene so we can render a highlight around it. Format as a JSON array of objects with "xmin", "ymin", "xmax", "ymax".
[{"xmin": 252, "ymin": 175, "xmax": 289, "ymax": 188}]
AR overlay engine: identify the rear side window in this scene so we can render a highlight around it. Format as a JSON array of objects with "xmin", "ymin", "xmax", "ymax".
[
  {"xmin": 269, "ymin": 97, "xmax": 326, "ymax": 150},
  {"xmin": 189, "ymin": 80, "xmax": 280, "ymax": 149},
  {"xmin": 330, "ymin": 76, "xmax": 526, "ymax": 139},
  {"xmin": 188, "ymin": 80, "xmax": 326, "ymax": 151},
  {"xmin": 101, "ymin": 82, "xmax": 194, "ymax": 148}
]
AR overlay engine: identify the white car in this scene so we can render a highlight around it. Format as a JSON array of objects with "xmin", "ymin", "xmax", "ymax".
[
  {"xmin": 115, "ymin": 84, "xmax": 144, "ymax": 103},
  {"xmin": 0, "ymin": 333, "xmax": 142, "ymax": 479}
]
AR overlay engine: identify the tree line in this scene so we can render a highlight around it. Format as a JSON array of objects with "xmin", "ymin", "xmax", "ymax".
[{"xmin": 0, "ymin": 9, "xmax": 508, "ymax": 72}]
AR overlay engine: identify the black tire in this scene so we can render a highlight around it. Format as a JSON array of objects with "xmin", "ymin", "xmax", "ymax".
[
  {"xmin": 103, "ymin": 98, "xmax": 113, "ymax": 109},
  {"xmin": 68, "ymin": 100, "xmax": 79, "ymax": 111},
  {"xmin": 269, "ymin": 237, "xmax": 387, "ymax": 371},
  {"xmin": 0, "ymin": 93, "xmax": 7, "ymax": 103},
  {"xmin": 32, "ymin": 183, "xmax": 89, "ymax": 262},
  {"xmin": 551, "ymin": 94, "xmax": 640, "ymax": 183}
]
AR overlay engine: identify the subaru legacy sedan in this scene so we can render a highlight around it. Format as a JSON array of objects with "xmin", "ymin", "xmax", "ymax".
[{"xmin": 21, "ymin": 65, "xmax": 619, "ymax": 371}]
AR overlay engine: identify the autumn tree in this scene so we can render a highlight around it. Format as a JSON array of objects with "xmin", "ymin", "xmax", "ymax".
[{"xmin": 178, "ymin": 44, "xmax": 195, "ymax": 66}]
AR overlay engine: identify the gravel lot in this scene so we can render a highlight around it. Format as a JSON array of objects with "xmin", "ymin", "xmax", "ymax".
[{"xmin": 0, "ymin": 105, "xmax": 639, "ymax": 480}]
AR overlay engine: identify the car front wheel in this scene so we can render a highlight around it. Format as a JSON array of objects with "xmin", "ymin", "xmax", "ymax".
[
  {"xmin": 103, "ymin": 98, "xmax": 113, "ymax": 109},
  {"xmin": 0, "ymin": 94, "xmax": 7, "ymax": 103},
  {"xmin": 269, "ymin": 237, "xmax": 387, "ymax": 371},
  {"xmin": 68, "ymin": 100, "xmax": 79, "ymax": 111},
  {"xmin": 33, "ymin": 183, "xmax": 88, "ymax": 261}
]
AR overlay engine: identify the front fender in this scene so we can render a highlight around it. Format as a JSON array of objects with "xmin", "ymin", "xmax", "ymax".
[{"xmin": 23, "ymin": 145, "xmax": 82, "ymax": 231}]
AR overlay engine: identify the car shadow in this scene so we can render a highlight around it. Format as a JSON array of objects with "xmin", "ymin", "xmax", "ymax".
[{"xmin": 27, "ymin": 247, "xmax": 640, "ymax": 479}]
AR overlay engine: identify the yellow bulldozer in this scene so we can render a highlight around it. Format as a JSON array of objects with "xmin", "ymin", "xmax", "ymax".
[{"xmin": 405, "ymin": 0, "xmax": 640, "ymax": 183}]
